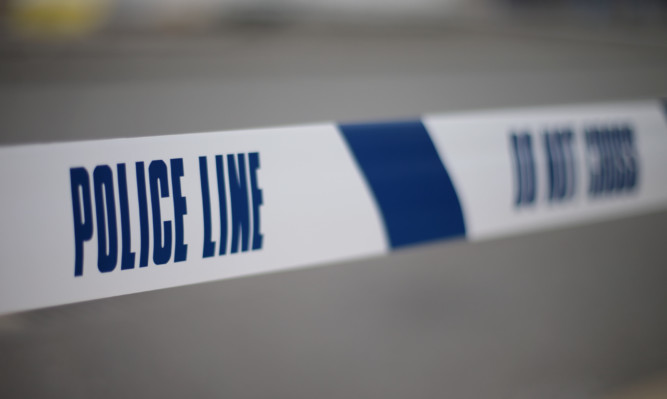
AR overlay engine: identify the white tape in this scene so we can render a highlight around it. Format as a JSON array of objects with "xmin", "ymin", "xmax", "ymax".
[
  {"xmin": 425, "ymin": 100, "xmax": 667, "ymax": 240},
  {"xmin": 0, "ymin": 100, "xmax": 666, "ymax": 314}
]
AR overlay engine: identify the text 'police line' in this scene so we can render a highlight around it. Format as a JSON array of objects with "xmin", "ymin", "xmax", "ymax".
[{"xmin": 70, "ymin": 153, "xmax": 263, "ymax": 276}]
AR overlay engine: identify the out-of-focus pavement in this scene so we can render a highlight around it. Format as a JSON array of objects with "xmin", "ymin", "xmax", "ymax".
[{"xmin": 1, "ymin": 21, "xmax": 667, "ymax": 398}]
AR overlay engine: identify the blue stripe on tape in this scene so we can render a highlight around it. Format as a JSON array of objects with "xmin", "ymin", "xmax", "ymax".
[{"xmin": 339, "ymin": 120, "xmax": 466, "ymax": 249}]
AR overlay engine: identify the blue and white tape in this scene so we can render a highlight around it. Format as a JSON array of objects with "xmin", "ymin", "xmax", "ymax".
[{"xmin": 1, "ymin": 100, "xmax": 666, "ymax": 314}]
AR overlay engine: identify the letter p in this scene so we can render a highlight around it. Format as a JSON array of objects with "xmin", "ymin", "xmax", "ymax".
[{"xmin": 70, "ymin": 167, "xmax": 93, "ymax": 276}]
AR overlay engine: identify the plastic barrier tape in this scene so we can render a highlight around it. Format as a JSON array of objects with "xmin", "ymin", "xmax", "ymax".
[{"xmin": 1, "ymin": 100, "xmax": 666, "ymax": 314}]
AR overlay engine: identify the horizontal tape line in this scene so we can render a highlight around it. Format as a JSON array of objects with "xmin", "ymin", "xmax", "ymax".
[{"xmin": 0, "ymin": 99, "xmax": 666, "ymax": 314}]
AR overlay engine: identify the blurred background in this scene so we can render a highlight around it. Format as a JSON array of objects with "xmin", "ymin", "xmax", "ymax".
[
  {"xmin": 1, "ymin": 1, "xmax": 667, "ymax": 398},
  {"xmin": 2, "ymin": 0, "xmax": 667, "ymax": 38}
]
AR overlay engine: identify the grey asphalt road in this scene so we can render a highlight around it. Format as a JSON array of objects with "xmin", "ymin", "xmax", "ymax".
[{"xmin": 0, "ymin": 23, "xmax": 666, "ymax": 398}]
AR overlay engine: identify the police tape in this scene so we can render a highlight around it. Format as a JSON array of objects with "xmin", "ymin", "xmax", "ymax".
[{"xmin": 1, "ymin": 100, "xmax": 666, "ymax": 314}]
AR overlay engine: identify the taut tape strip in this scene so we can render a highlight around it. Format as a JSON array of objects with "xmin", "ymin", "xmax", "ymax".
[{"xmin": 1, "ymin": 100, "xmax": 666, "ymax": 314}]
